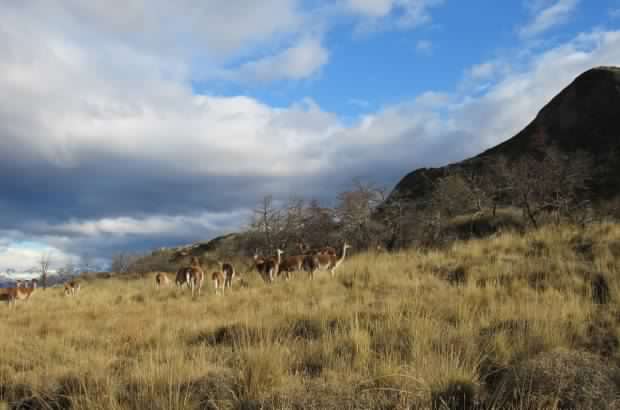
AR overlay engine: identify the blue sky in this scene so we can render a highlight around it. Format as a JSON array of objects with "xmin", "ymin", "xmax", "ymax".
[
  {"xmin": 195, "ymin": 0, "xmax": 619, "ymax": 114},
  {"xmin": 0, "ymin": 0, "xmax": 619, "ymax": 272}
]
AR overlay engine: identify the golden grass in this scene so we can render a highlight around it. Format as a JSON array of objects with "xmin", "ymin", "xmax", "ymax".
[{"xmin": 1, "ymin": 223, "xmax": 620, "ymax": 409}]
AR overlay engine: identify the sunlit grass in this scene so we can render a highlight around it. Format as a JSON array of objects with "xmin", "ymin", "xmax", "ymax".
[{"xmin": 1, "ymin": 222, "xmax": 619, "ymax": 409}]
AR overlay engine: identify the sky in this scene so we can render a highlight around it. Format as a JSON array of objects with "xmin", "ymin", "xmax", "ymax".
[{"xmin": 1, "ymin": 0, "xmax": 620, "ymax": 272}]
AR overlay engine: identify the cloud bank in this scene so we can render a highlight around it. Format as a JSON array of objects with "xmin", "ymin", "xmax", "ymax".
[{"xmin": 0, "ymin": 1, "xmax": 618, "ymax": 271}]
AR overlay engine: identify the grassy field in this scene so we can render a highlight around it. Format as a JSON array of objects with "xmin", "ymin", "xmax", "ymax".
[{"xmin": 2, "ymin": 223, "xmax": 620, "ymax": 409}]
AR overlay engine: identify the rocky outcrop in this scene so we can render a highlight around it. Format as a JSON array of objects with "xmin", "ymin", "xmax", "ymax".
[{"xmin": 388, "ymin": 66, "xmax": 620, "ymax": 204}]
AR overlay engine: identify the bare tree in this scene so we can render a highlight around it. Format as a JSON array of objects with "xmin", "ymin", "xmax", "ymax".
[
  {"xmin": 503, "ymin": 147, "xmax": 593, "ymax": 228},
  {"xmin": 298, "ymin": 198, "xmax": 338, "ymax": 250},
  {"xmin": 542, "ymin": 147, "xmax": 593, "ymax": 224},
  {"xmin": 431, "ymin": 174, "xmax": 478, "ymax": 218},
  {"xmin": 281, "ymin": 197, "xmax": 306, "ymax": 249},
  {"xmin": 425, "ymin": 173, "xmax": 474, "ymax": 242},
  {"xmin": 335, "ymin": 178, "xmax": 388, "ymax": 249},
  {"xmin": 249, "ymin": 195, "xmax": 284, "ymax": 253},
  {"xmin": 57, "ymin": 260, "xmax": 77, "ymax": 278},
  {"xmin": 111, "ymin": 252, "xmax": 140, "ymax": 273},
  {"xmin": 460, "ymin": 166, "xmax": 494, "ymax": 215},
  {"xmin": 377, "ymin": 188, "xmax": 417, "ymax": 250},
  {"xmin": 39, "ymin": 253, "xmax": 51, "ymax": 290},
  {"xmin": 480, "ymin": 156, "xmax": 513, "ymax": 217}
]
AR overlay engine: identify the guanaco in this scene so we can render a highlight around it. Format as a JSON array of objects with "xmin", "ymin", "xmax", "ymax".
[
  {"xmin": 63, "ymin": 279, "xmax": 81, "ymax": 296},
  {"xmin": 263, "ymin": 249, "xmax": 284, "ymax": 283},
  {"xmin": 187, "ymin": 257, "xmax": 204, "ymax": 297},
  {"xmin": 212, "ymin": 271, "xmax": 225, "ymax": 295},
  {"xmin": 306, "ymin": 242, "xmax": 352, "ymax": 280},
  {"xmin": 253, "ymin": 250, "xmax": 269, "ymax": 280},
  {"xmin": 175, "ymin": 267, "xmax": 190, "ymax": 288},
  {"xmin": 155, "ymin": 272, "xmax": 170, "ymax": 288},
  {"xmin": 218, "ymin": 262, "xmax": 236, "ymax": 289},
  {"xmin": 1, "ymin": 280, "xmax": 37, "ymax": 308}
]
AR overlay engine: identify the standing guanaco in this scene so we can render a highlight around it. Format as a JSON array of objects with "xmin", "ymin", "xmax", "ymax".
[
  {"xmin": 212, "ymin": 271, "xmax": 225, "ymax": 295},
  {"xmin": 252, "ymin": 250, "xmax": 269, "ymax": 281},
  {"xmin": 175, "ymin": 267, "xmax": 190, "ymax": 288},
  {"xmin": 218, "ymin": 262, "xmax": 236, "ymax": 289},
  {"xmin": 63, "ymin": 279, "xmax": 81, "ymax": 296},
  {"xmin": 263, "ymin": 249, "xmax": 284, "ymax": 283},
  {"xmin": 187, "ymin": 257, "xmax": 204, "ymax": 297},
  {"xmin": 1, "ymin": 280, "xmax": 37, "ymax": 308},
  {"xmin": 155, "ymin": 272, "xmax": 170, "ymax": 288},
  {"xmin": 305, "ymin": 242, "xmax": 352, "ymax": 280}
]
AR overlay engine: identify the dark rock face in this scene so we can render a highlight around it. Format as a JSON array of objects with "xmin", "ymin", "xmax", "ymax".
[{"xmin": 388, "ymin": 66, "xmax": 620, "ymax": 204}]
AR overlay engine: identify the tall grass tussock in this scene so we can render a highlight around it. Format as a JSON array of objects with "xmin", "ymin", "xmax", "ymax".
[{"xmin": 2, "ymin": 223, "xmax": 620, "ymax": 409}]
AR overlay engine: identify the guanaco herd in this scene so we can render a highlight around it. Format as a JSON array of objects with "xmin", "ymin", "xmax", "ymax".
[
  {"xmin": 160, "ymin": 241, "xmax": 352, "ymax": 296},
  {"xmin": 0, "ymin": 241, "xmax": 352, "ymax": 307}
]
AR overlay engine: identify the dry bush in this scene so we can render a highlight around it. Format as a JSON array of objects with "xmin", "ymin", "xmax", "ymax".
[
  {"xmin": 431, "ymin": 378, "xmax": 477, "ymax": 410},
  {"xmin": 496, "ymin": 349, "xmax": 620, "ymax": 409}
]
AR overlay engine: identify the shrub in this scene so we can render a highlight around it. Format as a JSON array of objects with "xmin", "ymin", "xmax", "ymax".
[
  {"xmin": 497, "ymin": 349, "xmax": 620, "ymax": 409},
  {"xmin": 235, "ymin": 347, "xmax": 289, "ymax": 401},
  {"xmin": 431, "ymin": 379, "xmax": 477, "ymax": 410},
  {"xmin": 591, "ymin": 272, "xmax": 611, "ymax": 304}
]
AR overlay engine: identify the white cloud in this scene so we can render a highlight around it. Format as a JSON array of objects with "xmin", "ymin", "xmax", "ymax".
[
  {"xmin": 413, "ymin": 91, "xmax": 452, "ymax": 108},
  {"xmin": 416, "ymin": 39, "xmax": 433, "ymax": 54},
  {"xmin": 468, "ymin": 62, "xmax": 501, "ymax": 80},
  {"xmin": 41, "ymin": 211, "xmax": 252, "ymax": 238},
  {"xmin": 346, "ymin": 0, "xmax": 444, "ymax": 30},
  {"xmin": 0, "ymin": 14, "xmax": 338, "ymax": 176},
  {"xmin": 347, "ymin": 0, "xmax": 394, "ymax": 17},
  {"xmin": 233, "ymin": 37, "xmax": 329, "ymax": 82},
  {"xmin": 457, "ymin": 30, "xmax": 620, "ymax": 150},
  {"xmin": 0, "ymin": 1, "xmax": 325, "ymax": 87},
  {"xmin": 0, "ymin": 243, "xmax": 77, "ymax": 273},
  {"xmin": 395, "ymin": 0, "xmax": 445, "ymax": 28},
  {"xmin": 519, "ymin": 0, "xmax": 580, "ymax": 39},
  {"xmin": 12, "ymin": 0, "xmax": 305, "ymax": 60},
  {"xmin": 2, "ymin": 7, "xmax": 618, "ymax": 184},
  {"xmin": 460, "ymin": 61, "xmax": 512, "ymax": 94}
]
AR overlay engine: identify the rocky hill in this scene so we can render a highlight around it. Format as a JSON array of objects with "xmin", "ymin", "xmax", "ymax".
[
  {"xmin": 129, "ymin": 232, "xmax": 248, "ymax": 272},
  {"xmin": 388, "ymin": 66, "xmax": 620, "ymax": 204},
  {"xmin": 133, "ymin": 67, "xmax": 620, "ymax": 262}
]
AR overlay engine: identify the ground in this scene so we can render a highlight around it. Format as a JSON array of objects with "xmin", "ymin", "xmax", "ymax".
[{"xmin": 1, "ymin": 223, "xmax": 620, "ymax": 409}]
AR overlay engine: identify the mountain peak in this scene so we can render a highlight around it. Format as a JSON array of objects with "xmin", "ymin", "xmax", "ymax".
[{"xmin": 390, "ymin": 66, "xmax": 620, "ymax": 203}]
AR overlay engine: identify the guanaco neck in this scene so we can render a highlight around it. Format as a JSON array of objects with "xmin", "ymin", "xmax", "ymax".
[
  {"xmin": 337, "ymin": 245, "xmax": 349, "ymax": 265},
  {"xmin": 276, "ymin": 250, "xmax": 282, "ymax": 265}
]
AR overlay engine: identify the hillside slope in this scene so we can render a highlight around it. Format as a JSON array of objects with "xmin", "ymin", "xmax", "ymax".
[
  {"xmin": 1, "ymin": 223, "xmax": 619, "ymax": 409},
  {"xmin": 125, "ymin": 67, "xmax": 620, "ymax": 261},
  {"xmin": 389, "ymin": 66, "xmax": 620, "ymax": 204}
]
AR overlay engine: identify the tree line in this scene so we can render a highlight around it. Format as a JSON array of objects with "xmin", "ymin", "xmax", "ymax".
[
  {"xmin": 243, "ymin": 145, "xmax": 604, "ymax": 253},
  {"xmin": 111, "ymin": 145, "xmax": 618, "ymax": 273}
]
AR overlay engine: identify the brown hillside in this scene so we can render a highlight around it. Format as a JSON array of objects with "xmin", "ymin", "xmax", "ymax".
[{"xmin": 389, "ymin": 66, "xmax": 620, "ymax": 204}]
